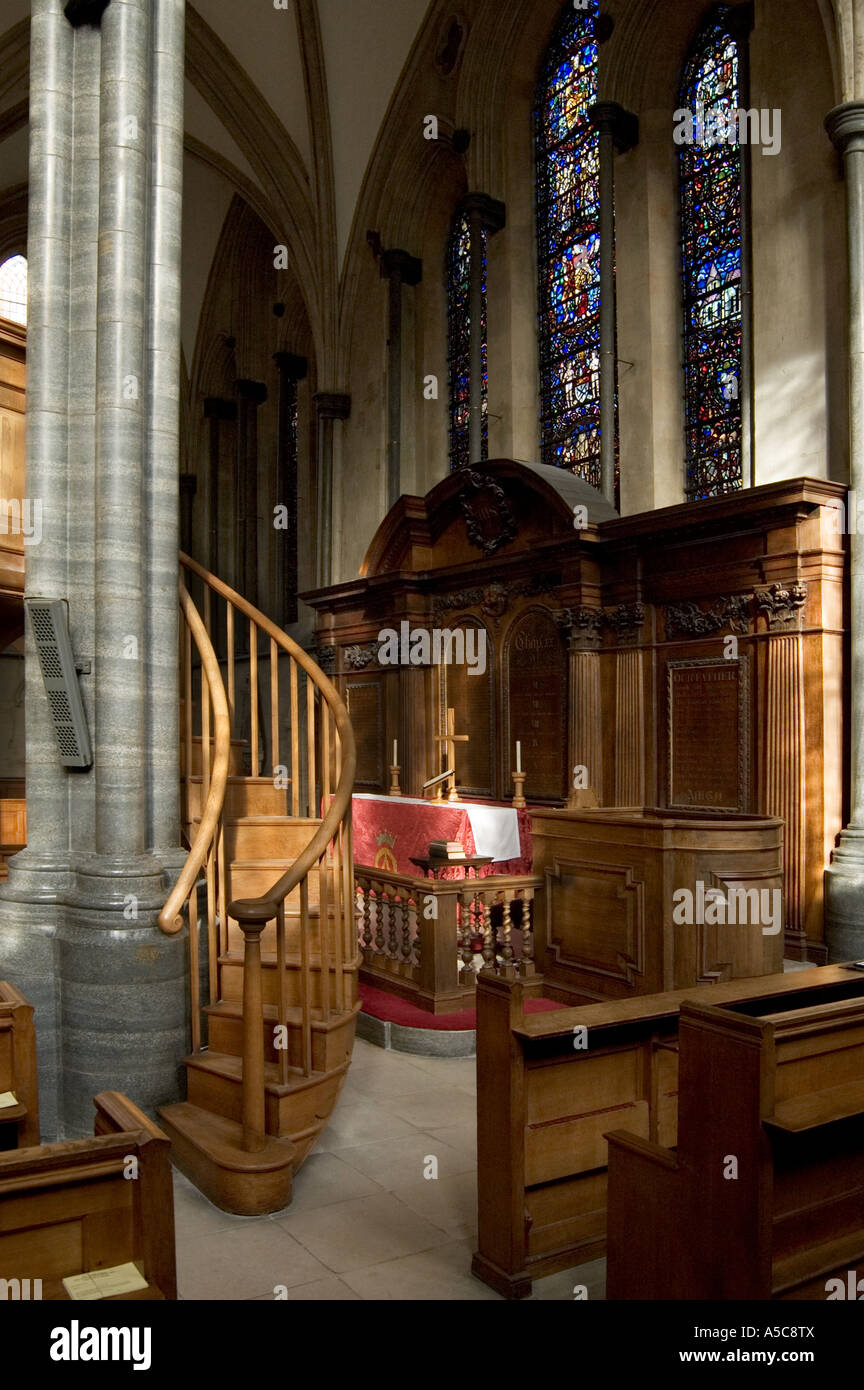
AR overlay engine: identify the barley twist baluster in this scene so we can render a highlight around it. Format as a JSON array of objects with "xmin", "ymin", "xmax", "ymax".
[
  {"xmin": 460, "ymin": 887, "xmax": 474, "ymax": 971},
  {"xmin": 522, "ymin": 888, "xmax": 535, "ymax": 971},
  {"xmin": 401, "ymin": 896, "xmax": 413, "ymax": 966},
  {"xmin": 374, "ymin": 880, "xmax": 385, "ymax": 955},
  {"xmin": 502, "ymin": 889, "xmax": 515, "ymax": 967},
  {"xmin": 481, "ymin": 890, "xmax": 495, "ymax": 970},
  {"xmin": 388, "ymin": 889, "xmax": 399, "ymax": 960}
]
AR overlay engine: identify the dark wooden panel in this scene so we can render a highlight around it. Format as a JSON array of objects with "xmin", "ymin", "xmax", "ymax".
[
  {"xmin": 346, "ymin": 681, "xmax": 383, "ymax": 790},
  {"xmin": 505, "ymin": 609, "xmax": 567, "ymax": 802}
]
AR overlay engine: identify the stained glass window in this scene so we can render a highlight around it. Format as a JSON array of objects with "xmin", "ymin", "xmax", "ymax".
[
  {"xmin": 0, "ymin": 255, "xmax": 27, "ymax": 326},
  {"xmin": 679, "ymin": 9, "xmax": 743, "ymax": 499},
  {"xmin": 536, "ymin": 0, "xmax": 608, "ymax": 488},
  {"xmin": 447, "ymin": 210, "xmax": 488, "ymax": 470}
]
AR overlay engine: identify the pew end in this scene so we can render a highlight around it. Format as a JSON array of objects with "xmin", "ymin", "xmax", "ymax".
[{"xmin": 0, "ymin": 1091, "xmax": 177, "ymax": 1301}]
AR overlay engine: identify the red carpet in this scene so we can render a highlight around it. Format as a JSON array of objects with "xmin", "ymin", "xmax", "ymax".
[{"xmin": 358, "ymin": 980, "xmax": 563, "ymax": 1031}]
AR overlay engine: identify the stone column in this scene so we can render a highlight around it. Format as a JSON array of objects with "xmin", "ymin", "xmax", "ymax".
[
  {"xmin": 380, "ymin": 251, "xmax": 421, "ymax": 509},
  {"xmin": 0, "ymin": 0, "xmax": 188, "ymax": 1138},
  {"xmin": 273, "ymin": 353, "xmax": 307, "ymax": 625},
  {"xmin": 825, "ymin": 101, "xmax": 864, "ymax": 959},
  {"xmin": 203, "ymin": 396, "xmax": 236, "ymax": 575},
  {"xmin": 588, "ymin": 104, "xmax": 638, "ymax": 506},
  {"xmin": 314, "ymin": 392, "xmax": 350, "ymax": 588},
  {"xmin": 461, "ymin": 194, "xmax": 505, "ymax": 467},
  {"xmin": 234, "ymin": 378, "xmax": 267, "ymax": 610},
  {"xmin": 764, "ymin": 633, "xmax": 806, "ymax": 944}
]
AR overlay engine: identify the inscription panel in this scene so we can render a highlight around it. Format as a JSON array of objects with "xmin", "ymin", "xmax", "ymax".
[
  {"xmin": 505, "ymin": 609, "xmax": 567, "ymax": 802},
  {"xmin": 667, "ymin": 658, "xmax": 750, "ymax": 812},
  {"xmin": 346, "ymin": 681, "xmax": 383, "ymax": 790}
]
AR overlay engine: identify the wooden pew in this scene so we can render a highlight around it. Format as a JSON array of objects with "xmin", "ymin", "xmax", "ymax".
[
  {"xmin": 0, "ymin": 981, "xmax": 39, "ymax": 1150},
  {"xmin": 472, "ymin": 963, "xmax": 864, "ymax": 1298},
  {"xmin": 606, "ymin": 990, "xmax": 864, "ymax": 1300},
  {"xmin": 0, "ymin": 1091, "xmax": 177, "ymax": 1300}
]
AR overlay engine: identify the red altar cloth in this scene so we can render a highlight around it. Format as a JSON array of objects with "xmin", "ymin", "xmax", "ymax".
[{"xmin": 352, "ymin": 794, "xmax": 533, "ymax": 877}]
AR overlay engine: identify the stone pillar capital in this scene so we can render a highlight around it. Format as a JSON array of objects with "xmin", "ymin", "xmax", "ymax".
[
  {"xmin": 379, "ymin": 249, "xmax": 423, "ymax": 285},
  {"xmin": 588, "ymin": 102, "xmax": 639, "ymax": 154},
  {"xmin": 459, "ymin": 192, "xmax": 507, "ymax": 236},
  {"xmin": 64, "ymin": 0, "xmax": 110, "ymax": 27},
  {"xmin": 826, "ymin": 101, "xmax": 864, "ymax": 152},
  {"xmin": 234, "ymin": 379, "xmax": 268, "ymax": 406},
  {"xmin": 273, "ymin": 352, "xmax": 308, "ymax": 381},
  {"xmin": 314, "ymin": 392, "xmax": 351, "ymax": 421}
]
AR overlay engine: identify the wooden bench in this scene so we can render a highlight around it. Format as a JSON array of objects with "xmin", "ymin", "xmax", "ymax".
[
  {"xmin": 606, "ymin": 989, "xmax": 864, "ymax": 1300},
  {"xmin": 472, "ymin": 962, "xmax": 864, "ymax": 1298},
  {"xmin": 0, "ymin": 981, "xmax": 38, "ymax": 1150},
  {"xmin": 0, "ymin": 1091, "xmax": 177, "ymax": 1300}
]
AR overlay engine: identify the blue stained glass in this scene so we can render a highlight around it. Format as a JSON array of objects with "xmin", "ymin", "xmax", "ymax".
[
  {"xmin": 447, "ymin": 211, "xmax": 488, "ymax": 471},
  {"xmin": 536, "ymin": 0, "xmax": 613, "ymax": 489},
  {"xmin": 679, "ymin": 8, "xmax": 744, "ymax": 500}
]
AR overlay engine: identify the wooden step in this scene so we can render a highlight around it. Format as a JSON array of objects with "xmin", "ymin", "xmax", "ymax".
[
  {"xmin": 185, "ymin": 777, "xmax": 289, "ymax": 819},
  {"xmin": 184, "ymin": 1048, "xmax": 352, "ymax": 1163},
  {"xmin": 205, "ymin": 998, "xmax": 360, "ymax": 1071},
  {"xmin": 181, "ymin": 736, "xmax": 247, "ymax": 778},
  {"xmin": 156, "ymin": 1101, "xmax": 295, "ymax": 1216},
  {"xmin": 221, "ymin": 816, "xmax": 321, "ymax": 862},
  {"xmin": 218, "ymin": 950, "xmax": 357, "ymax": 1011}
]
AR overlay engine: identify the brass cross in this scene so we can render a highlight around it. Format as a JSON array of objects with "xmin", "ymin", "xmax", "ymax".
[{"xmin": 434, "ymin": 707, "xmax": 469, "ymax": 801}]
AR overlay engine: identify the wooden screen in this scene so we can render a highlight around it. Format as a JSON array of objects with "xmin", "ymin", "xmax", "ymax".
[
  {"xmin": 505, "ymin": 608, "xmax": 567, "ymax": 802},
  {"xmin": 441, "ymin": 620, "xmax": 495, "ymax": 798},
  {"xmin": 346, "ymin": 681, "xmax": 383, "ymax": 790}
]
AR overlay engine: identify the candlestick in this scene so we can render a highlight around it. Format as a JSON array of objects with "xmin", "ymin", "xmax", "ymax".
[
  {"xmin": 516, "ymin": 741, "xmax": 522, "ymax": 773},
  {"xmin": 389, "ymin": 763, "xmax": 402, "ymax": 797},
  {"xmin": 511, "ymin": 769, "xmax": 526, "ymax": 810}
]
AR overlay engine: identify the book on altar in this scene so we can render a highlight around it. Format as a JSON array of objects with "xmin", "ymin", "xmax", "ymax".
[{"xmin": 428, "ymin": 840, "xmax": 466, "ymax": 860}]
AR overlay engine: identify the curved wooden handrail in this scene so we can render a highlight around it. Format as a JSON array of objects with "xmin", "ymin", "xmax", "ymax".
[
  {"xmin": 177, "ymin": 552, "xmax": 356, "ymax": 927},
  {"xmin": 159, "ymin": 582, "xmax": 231, "ymax": 934}
]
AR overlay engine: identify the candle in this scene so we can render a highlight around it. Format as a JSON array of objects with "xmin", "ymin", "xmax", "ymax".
[
  {"xmin": 516, "ymin": 741, "xmax": 522, "ymax": 773},
  {"xmin": 393, "ymin": 740, "xmax": 398, "ymax": 766}
]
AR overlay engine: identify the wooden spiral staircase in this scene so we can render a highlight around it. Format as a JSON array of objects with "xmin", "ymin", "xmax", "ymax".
[{"xmin": 156, "ymin": 555, "xmax": 358, "ymax": 1215}]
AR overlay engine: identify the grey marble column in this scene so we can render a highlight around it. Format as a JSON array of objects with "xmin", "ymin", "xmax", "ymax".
[
  {"xmin": 314, "ymin": 392, "xmax": 350, "ymax": 588},
  {"xmin": 588, "ymin": 103, "xmax": 638, "ymax": 506},
  {"xmin": 380, "ymin": 249, "xmax": 421, "ymax": 508},
  {"xmin": 825, "ymin": 102, "xmax": 864, "ymax": 961},
  {"xmin": 0, "ymin": 0, "xmax": 188, "ymax": 1138},
  {"xmin": 145, "ymin": 0, "xmax": 185, "ymax": 871}
]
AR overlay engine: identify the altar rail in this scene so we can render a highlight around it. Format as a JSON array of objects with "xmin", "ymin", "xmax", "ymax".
[{"xmin": 355, "ymin": 867, "xmax": 543, "ymax": 1014}]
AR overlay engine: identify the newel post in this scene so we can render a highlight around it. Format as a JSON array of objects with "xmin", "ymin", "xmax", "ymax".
[{"xmin": 237, "ymin": 915, "xmax": 268, "ymax": 1152}]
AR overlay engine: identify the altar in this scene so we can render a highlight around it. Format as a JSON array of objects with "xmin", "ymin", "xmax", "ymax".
[{"xmin": 352, "ymin": 793, "xmax": 532, "ymax": 877}]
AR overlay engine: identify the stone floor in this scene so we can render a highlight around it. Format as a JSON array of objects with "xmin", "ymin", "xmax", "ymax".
[{"xmin": 174, "ymin": 1036, "xmax": 606, "ymax": 1301}]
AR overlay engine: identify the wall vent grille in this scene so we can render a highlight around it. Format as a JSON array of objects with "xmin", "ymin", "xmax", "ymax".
[{"xmin": 26, "ymin": 599, "xmax": 93, "ymax": 769}]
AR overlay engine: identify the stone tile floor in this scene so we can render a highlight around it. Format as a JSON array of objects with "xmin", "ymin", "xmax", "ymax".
[{"xmin": 174, "ymin": 1037, "xmax": 605, "ymax": 1301}]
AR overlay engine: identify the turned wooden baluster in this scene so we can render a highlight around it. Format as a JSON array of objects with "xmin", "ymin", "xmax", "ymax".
[
  {"xmin": 387, "ymin": 889, "xmax": 399, "ymax": 960},
  {"xmin": 238, "ymin": 916, "xmax": 268, "ymax": 1153},
  {"xmin": 521, "ymin": 888, "xmax": 535, "ymax": 972},
  {"xmin": 401, "ymin": 897, "xmax": 414, "ymax": 970},
  {"xmin": 481, "ymin": 890, "xmax": 496, "ymax": 970},
  {"xmin": 460, "ymin": 888, "xmax": 476, "ymax": 972},
  {"xmin": 373, "ymin": 881, "xmax": 386, "ymax": 956},
  {"xmin": 501, "ymin": 889, "xmax": 515, "ymax": 969},
  {"xmin": 360, "ymin": 879, "xmax": 373, "ymax": 960}
]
